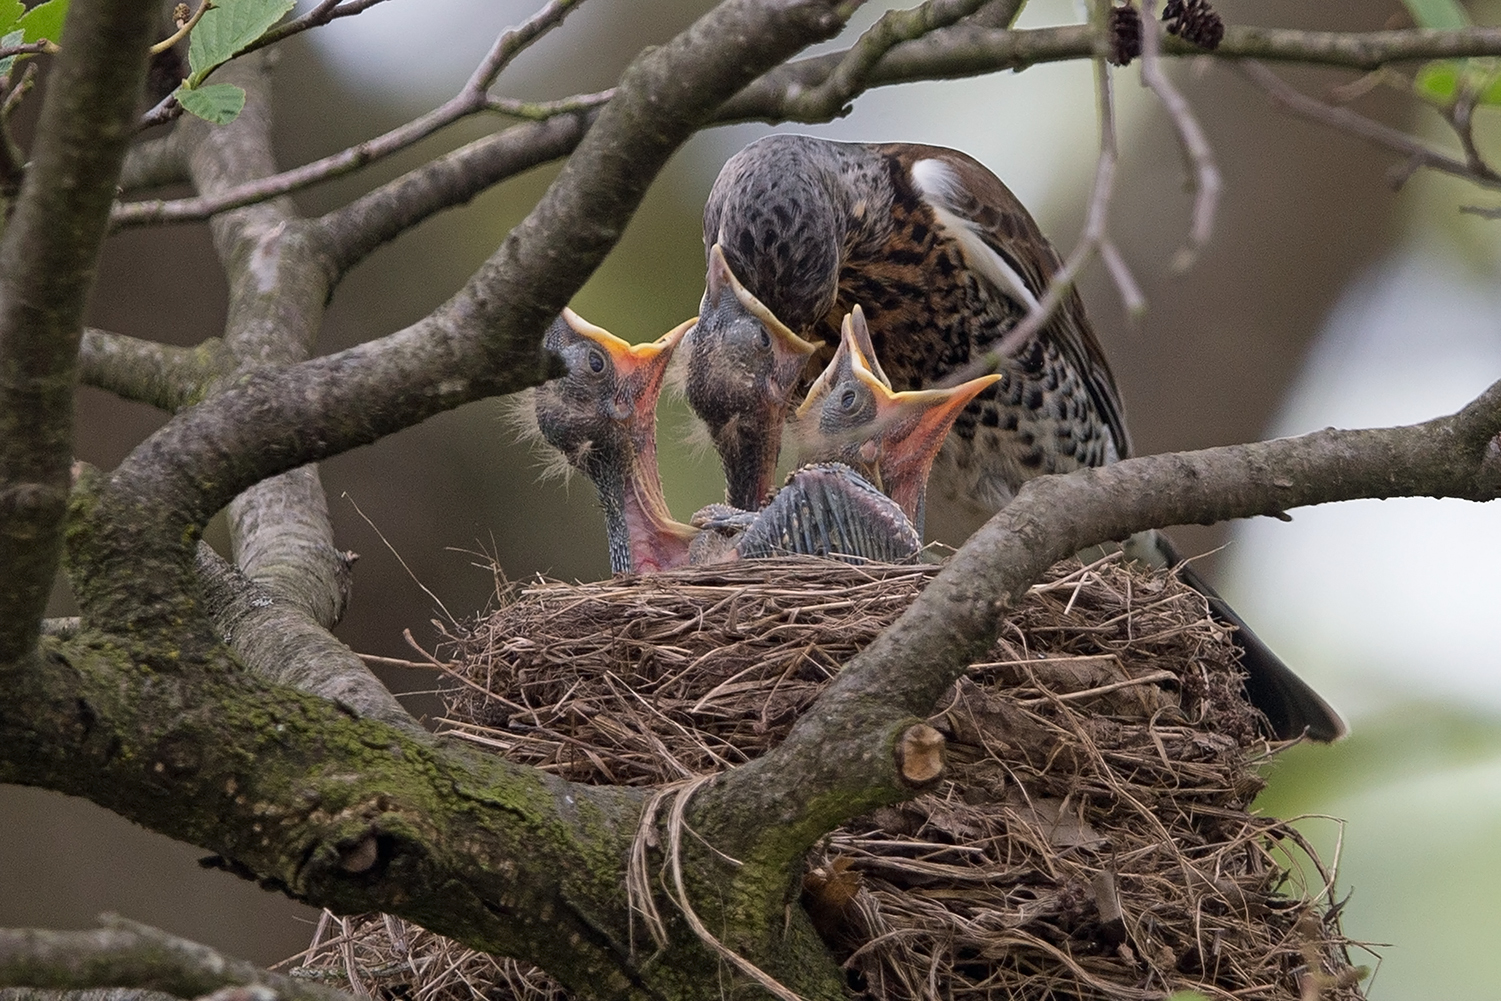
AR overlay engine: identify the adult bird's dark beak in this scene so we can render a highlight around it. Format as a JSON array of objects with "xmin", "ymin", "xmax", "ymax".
[{"xmin": 686, "ymin": 243, "xmax": 818, "ymax": 510}]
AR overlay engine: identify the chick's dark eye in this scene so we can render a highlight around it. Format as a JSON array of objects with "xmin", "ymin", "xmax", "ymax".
[
  {"xmin": 757, "ymin": 328, "xmax": 772, "ymax": 349},
  {"xmin": 587, "ymin": 349, "xmax": 606, "ymax": 373},
  {"xmin": 839, "ymin": 389, "xmax": 857, "ymax": 410}
]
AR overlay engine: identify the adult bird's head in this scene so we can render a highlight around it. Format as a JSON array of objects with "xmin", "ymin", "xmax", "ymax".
[
  {"xmin": 535, "ymin": 309, "xmax": 696, "ymax": 574},
  {"xmin": 685, "ymin": 242, "xmax": 817, "ymax": 510},
  {"xmin": 796, "ymin": 306, "xmax": 999, "ymax": 536}
]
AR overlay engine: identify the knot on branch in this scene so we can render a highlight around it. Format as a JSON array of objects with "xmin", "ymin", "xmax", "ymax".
[
  {"xmin": 895, "ymin": 723, "xmax": 945, "ymax": 785},
  {"xmin": 338, "ymin": 833, "xmax": 380, "ymax": 873}
]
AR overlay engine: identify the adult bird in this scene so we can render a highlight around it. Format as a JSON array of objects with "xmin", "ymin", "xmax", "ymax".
[
  {"xmin": 687, "ymin": 134, "xmax": 1344, "ymax": 742},
  {"xmin": 794, "ymin": 306, "xmax": 1000, "ymax": 539},
  {"xmin": 535, "ymin": 310, "xmax": 918, "ymax": 568}
]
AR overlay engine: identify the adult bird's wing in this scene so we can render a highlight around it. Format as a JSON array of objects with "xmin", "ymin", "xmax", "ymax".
[{"xmin": 889, "ymin": 143, "xmax": 1133, "ymax": 460}]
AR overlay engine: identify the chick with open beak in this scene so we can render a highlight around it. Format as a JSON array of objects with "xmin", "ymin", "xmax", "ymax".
[
  {"xmin": 534, "ymin": 309, "xmax": 698, "ymax": 574},
  {"xmin": 684, "ymin": 243, "xmax": 818, "ymax": 511},
  {"xmin": 795, "ymin": 307, "xmax": 1000, "ymax": 538}
]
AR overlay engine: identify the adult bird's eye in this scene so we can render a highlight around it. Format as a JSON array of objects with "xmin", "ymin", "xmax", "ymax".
[{"xmin": 587, "ymin": 349, "xmax": 606, "ymax": 374}]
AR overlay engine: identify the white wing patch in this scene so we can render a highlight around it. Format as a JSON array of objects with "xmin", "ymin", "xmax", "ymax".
[{"xmin": 909, "ymin": 158, "xmax": 1040, "ymax": 314}]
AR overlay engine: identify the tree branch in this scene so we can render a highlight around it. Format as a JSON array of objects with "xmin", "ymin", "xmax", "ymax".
[
  {"xmin": 314, "ymin": 109, "xmax": 597, "ymax": 279},
  {"xmin": 110, "ymin": 0, "xmax": 587, "ymax": 231},
  {"xmin": 25, "ymin": 385, "xmax": 1501, "ymax": 1001},
  {"xmin": 246, "ymin": 0, "xmax": 392, "ymax": 55},
  {"xmin": 193, "ymin": 544, "xmax": 425, "ymax": 736},
  {"xmin": 1239, "ymin": 59, "xmax": 1501, "ymax": 192},
  {"xmin": 781, "ymin": 0, "xmax": 992, "ymax": 121},
  {"xmin": 1139, "ymin": 0, "xmax": 1219, "ymax": 272},
  {"xmin": 78, "ymin": 329, "xmax": 229, "ymax": 412},
  {"xmin": 0, "ymin": 634, "xmax": 848, "ymax": 1000},
  {"xmin": 0, "ymin": 0, "xmax": 159, "ymax": 666},
  {"xmin": 0, "ymin": 918, "xmax": 354, "ymax": 1001},
  {"xmin": 113, "ymin": 23, "xmax": 1501, "ymax": 261},
  {"xmin": 118, "ymin": 129, "xmax": 190, "ymax": 193},
  {"xmin": 157, "ymin": 55, "xmax": 416, "ymax": 728}
]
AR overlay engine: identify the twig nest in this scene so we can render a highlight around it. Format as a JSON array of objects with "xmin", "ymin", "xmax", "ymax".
[{"xmin": 296, "ymin": 557, "xmax": 1367, "ymax": 1001}]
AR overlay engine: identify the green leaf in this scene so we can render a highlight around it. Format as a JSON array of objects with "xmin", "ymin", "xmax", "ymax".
[
  {"xmin": 186, "ymin": 0, "xmax": 294, "ymax": 86},
  {"xmin": 174, "ymin": 81, "xmax": 245, "ymax": 124},
  {"xmin": 16, "ymin": 0, "xmax": 67, "ymax": 44},
  {"xmin": 0, "ymin": 1, "xmax": 23, "ymax": 36},
  {"xmin": 1415, "ymin": 58, "xmax": 1501, "ymax": 105},
  {"xmin": 0, "ymin": 27, "xmax": 22, "ymax": 78},
  {"xmin": 1402, "ymin": 0, "xmax": 1471, "ymax": 29}
]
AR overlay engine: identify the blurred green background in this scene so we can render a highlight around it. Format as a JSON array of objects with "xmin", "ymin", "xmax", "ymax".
[{"xmin": 4, "ymin": 0, "xmax": 1500, "ymax": 997}]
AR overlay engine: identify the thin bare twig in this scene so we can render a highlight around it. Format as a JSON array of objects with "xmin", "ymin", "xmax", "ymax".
[
  {"xmin": 988, "ymin": 50, "xmax": 1128, "ymax": 362},
  {"xmin": 1139, "ymin": 0, "xmax": 1220, "ymax": 271},
  {"xmin": 1446, "ymin": 81, "xmax": 1501, "ymax": 183},
  {"xmin": 137, "ymin": 91, "xmax": 182, "ymax": 130},
  {"xmin": 487, "ymin": 88, "xmax": 615, "ymax": 120},
  {"xmin": 0, "ymin": 62, "xmax": 37, "ymax": 196},
  {"xmin": 0, "ymin": 40, "xmax": 58, "ymax": 60},
  {"xmin": 940, "ymin": 16, "xmax": 1138, "ymax": 383},
  {"xmin": 1238, "ymin": 59, "xmax": 1501, "ymax": 191},
  {"xmin": 466, "ymin": 0, "xmax": 581, "ymax": 95},
  {"xmin": 149, "ymin": 0, "xmax": 213, "ymax": 56},
  {"xmin": 244, "ymin": 0, "xmax": 391, "ymax": 55},
  {"xmin": 1099, "ymin": 238, "xmax": 1145, "ymax": 316},
  {"xmin": 113, "ymin": 0, "xmax": 588, "ymax": 229},
  {"xmin": 785, "ymin": 0, "xmax": 992, "ymax": 121}
]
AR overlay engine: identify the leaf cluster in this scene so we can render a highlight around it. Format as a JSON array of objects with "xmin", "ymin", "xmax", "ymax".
[{"xmin": 173, "ymin": 0, "xmax": 293, "ymax": 123}]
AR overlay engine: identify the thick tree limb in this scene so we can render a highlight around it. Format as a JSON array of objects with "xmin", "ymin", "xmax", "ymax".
[
  {"xmin": 21, "ymin": 384, "xmax": 1501, "ymax": 1001},
  {"xmin": 0, "ymin": 918, "xmax": 353, "ymax": 1001},
  {"xmin": 0, "ymin": 637, "xmax": 847, "ymax": 1001},
  {"xmin": 155, "ymin": 56, "xmax": 416, "ymax": 726},
  {"xmin": 0, "ymin": 0, "xmax": 159, "ymax": 666},
  {"xmin": 0, "ymin": 990, "xmax": 174, "ymax": 1001},
  {"xmin": 118, "ymin": 131, "xmax": 190, "ymax": 193}
]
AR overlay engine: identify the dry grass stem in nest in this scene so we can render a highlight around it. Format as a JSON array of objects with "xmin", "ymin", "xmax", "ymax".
[{"xmin": 292, "ymin": 556, "xmax": 1370, "ymax": 1001}]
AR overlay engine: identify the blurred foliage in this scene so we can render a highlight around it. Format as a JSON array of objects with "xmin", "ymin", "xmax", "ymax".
[
  {"xmin": 1259, "ymin": 703, "xmax": 1501, "ymax": 1000},
  {"xmin": 1403, "ymin": 0, "xmax": 1501, "ymax": 107},
  {"xmin": 1260, "ymin": 703, "xmax": 1501, "ymax": 815}
]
